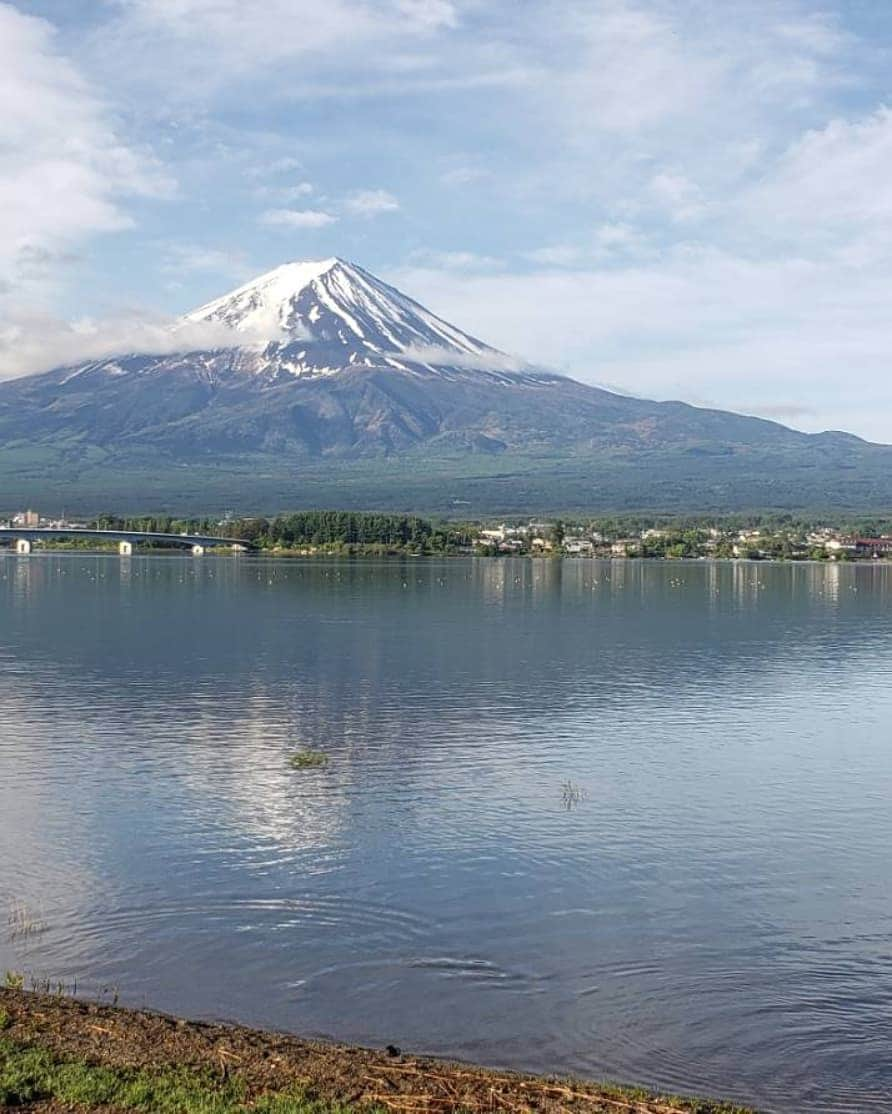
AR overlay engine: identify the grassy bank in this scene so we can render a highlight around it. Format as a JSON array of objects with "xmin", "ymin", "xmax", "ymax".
[{"xmin": 0, "ymin": 989, "xmax": 752, "ymax": 1114}]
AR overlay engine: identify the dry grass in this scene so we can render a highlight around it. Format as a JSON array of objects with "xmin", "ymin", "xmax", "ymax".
[{"xmin": 0, "ymin": 989, "xmax": 756, "ymax": 1114}]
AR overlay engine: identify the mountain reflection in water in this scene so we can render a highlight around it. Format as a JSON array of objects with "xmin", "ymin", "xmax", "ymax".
[{"xmin": 2, "ymin": 556, "xmax": 892, "ymax": 1114}]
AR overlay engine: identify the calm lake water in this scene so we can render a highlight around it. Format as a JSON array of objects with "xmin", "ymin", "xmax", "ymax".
[{"xmin": 2, "ymin": 555, "xmax": 892, "ymax": 1112}]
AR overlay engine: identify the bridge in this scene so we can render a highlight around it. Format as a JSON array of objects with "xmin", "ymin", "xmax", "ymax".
[{"xmin": 0, "ymin": 527, "xmax": 256, "ymax": 556}]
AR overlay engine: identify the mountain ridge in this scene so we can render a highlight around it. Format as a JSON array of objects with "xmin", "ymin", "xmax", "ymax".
[{"xmin": 0, "ymin": 258, "xmax": 888, "ymax": 514}]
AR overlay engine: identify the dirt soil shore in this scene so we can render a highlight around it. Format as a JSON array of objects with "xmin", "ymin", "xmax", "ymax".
[{"xmin": 0, "ymin": 989, "xmax": 753, "ymax": 1114}]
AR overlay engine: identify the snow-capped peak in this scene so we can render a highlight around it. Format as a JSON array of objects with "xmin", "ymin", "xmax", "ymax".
[
  {"xmin": 185, "ymin": 259, "xmax": 341, "ymax": 337},
  {"xmin": 183, "ymin": 257, "xmax": 530, "ymax": 377}
]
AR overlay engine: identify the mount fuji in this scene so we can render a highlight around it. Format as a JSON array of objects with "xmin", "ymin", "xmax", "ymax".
[
  {"xmin": 181, "ymin": 257, "xmax": 536, "ymax": 384},
  {"xmin": 0, "ymin": 257, "xmax": 890, "ymax": 513}
]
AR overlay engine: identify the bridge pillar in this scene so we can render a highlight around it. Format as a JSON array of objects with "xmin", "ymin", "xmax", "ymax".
[
  {"xmin": 119, "ymin": 541, "xmax": 133, "ymax": 557},
  {"xmin": 191, "ymin": 544, "xmax": 205, "ymax": 557},
  {"xmin": 15, "ymin": 538, "xmax": 31, "ymax": 555}
]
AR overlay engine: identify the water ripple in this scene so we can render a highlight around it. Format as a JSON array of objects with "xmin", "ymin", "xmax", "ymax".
[{"xmin": 4, "ymin": 557, "xmax": 892, "ymax": 1112}]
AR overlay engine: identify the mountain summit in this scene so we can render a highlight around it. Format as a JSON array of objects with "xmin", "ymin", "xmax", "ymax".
[
  {"xmin": 182, "ymin": 258, "xmax": 527, "ymax": 382},
  {"xmin": 0, "ymin": 258, "xmax": 890, "ymax": 513}
]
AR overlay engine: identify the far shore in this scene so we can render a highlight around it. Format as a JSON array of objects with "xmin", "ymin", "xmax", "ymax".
[
  {"xmin": 3, "ymin": 543, "xmax": 891, "ymax": 566},
  {"xmin": 0, "ymin": 988, "xmax": 753, "ymax": 1113}
]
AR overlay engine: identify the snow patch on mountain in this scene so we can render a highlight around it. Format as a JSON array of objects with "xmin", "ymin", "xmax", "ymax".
[
  {"xmin": 182, "ymin": 257, "xmax": 524, "ymax": 381},
  {"xmin": 5, "ymin": 257, "xmax": 553, "ymax": 387},
  {"xmin": 184, "ymin": 259, "xmax": 337, "ymax": 338}
]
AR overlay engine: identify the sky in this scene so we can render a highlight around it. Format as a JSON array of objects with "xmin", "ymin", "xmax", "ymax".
[{"xmin": 3, "ymin": 0, "xmax": 892, "ymax": 441}]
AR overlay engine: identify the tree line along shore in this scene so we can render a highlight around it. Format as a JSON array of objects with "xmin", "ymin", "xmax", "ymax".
[
  {"xmin": 0, "ymin": 988, "xmax": 753, "ymax": 1114},
  {"xmin": 4, "ymin": 509, "xmax": 892, "ymax": 561}
]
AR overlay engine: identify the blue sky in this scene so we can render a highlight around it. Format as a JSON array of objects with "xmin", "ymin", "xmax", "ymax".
[{"xmin": 4, "ymin": 0, "xmax": 892, "ymax": 440}]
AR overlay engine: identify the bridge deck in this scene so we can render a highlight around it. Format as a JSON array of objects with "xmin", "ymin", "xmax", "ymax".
[{"xmin": 0, "ymin": 528, "xmax": 254, "ymax": 549}]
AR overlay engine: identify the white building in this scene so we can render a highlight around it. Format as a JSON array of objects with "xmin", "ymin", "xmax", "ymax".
[{"xmin": 564, "ymin": 539, "xmax": 594, "ymax": 555}]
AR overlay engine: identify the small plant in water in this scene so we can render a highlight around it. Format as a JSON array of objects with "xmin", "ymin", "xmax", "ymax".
[
  {"xmin": 97, "ymin": 983, "xmax": 119, "ymax": 1006},
  {"xmin": 3, "ymin": 971, "xmax": 24, "ymax": 990},
  {"xmin": 561, "ymin": 780, "xmax": 586, "ymax": 810},
  {"xmin": 7, "ymin": 902, "xmax": 47, "ymax": 943},
  {"xmin": 28, "ymin": 974, "xmax": 77, "ymax": 997},
  {"xmin": 288, "ymin": 749, "xmax": 328, "ymax": 770}
]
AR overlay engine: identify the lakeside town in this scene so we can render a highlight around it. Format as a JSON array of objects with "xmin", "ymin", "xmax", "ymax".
[
  {"xmin": 471, "ymin": 519, "xmax": 892, "ymax": 560},
  {"xmin": 5, "ymin": 507, "xmax": 892, "ymax": 560}
]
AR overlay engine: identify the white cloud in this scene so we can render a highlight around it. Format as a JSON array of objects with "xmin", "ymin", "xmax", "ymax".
[
  {"xmin": 86, "ymin": 2, "xmax": 863, "ymax": 240},
  {"xmin": 258, "ymin": 208, "xmax": 337, "ymax": 229},
  {"xmin": 742, "ymin": 402, "xmax": 817, "ymax": 421},
  {"xmin": 343, "ymin": 189, "xmax": 400, "ymax": 217},
  {"xmin": 106, "ymin": 0, "xmax": 378, "ymax": 69},
  {"xmin": 500, "ymin": 0, "xmax": 864, "ymax": 230},
  {"xmin": 286, "ymin": 181, "xmax": 315, "ymax": 199},
  {"xmin": 523, "ymin": 225, "xmax": 650, "ymax": 267},
  {"xmin": 440, "ymin": 164, "xmax": 489, "ymax": 187},
  {"xmin": 96, "ymin": 0, "xmax": 466, "ymax": 99},
  {"xmin": 387, "ymin": 241, "xmax": 892, "ymax": 443},
  {"xmin": 739, "ymin": 106, "xmax": 892, "ymax": 249},
  {"xmin": 648, "ymin": 171, "xmax": 708, "ymax": 222},
  {"xmin": 0, "ymin": 308, "xmax": 274, "ymax": 381},
  {"xmin": 523, "ymin": 245, "xmax": 584, "ymax": 267},
  {"xmin": 395, "ymin": 0, "xmax": 458, "ymax": 31},
  {"xmin": 246, "ymin": 156, "xmax": 304, "ymax": 179},
  {"xmin": 408, "ymin": 249, "xmax": 499, "ymax": 270},
  {"xmin": 253, "ymin": 180, "xmax": 315, "ymax": 203},
  {"xmin": 773, "ymin": 13, "xmax": 851, "ymax": 57},
  {"xmin": 396, "ymin": 344, "xmax": 525, "ymax": 372},
  {"xmin": 555, "ymin": 3, "xmax": 721, "ymax": 134},
  {"xmin": 593, "ymin": 222, "xmax": 653, "ymax": 258},
  {"xmin": 0, "ymin": 3, "xmax": 172, "ymax": 295}
]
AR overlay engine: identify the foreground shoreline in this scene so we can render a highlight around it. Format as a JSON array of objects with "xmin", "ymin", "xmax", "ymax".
[{"xmin": 0, "ymin": 989, "xmax": 753, "ymax": 1113}]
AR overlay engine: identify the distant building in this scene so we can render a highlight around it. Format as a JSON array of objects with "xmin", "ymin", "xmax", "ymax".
[
  {"xmin": 12, "ymin": 510, "xmax": 39, "ymax": 528},
  {"xmin": 852, "ymin": 537, "xmax": 892, "ymax": 557},
  {"xmin": 479, "ymin": 526, "xmax": 507, "ymax": 543},
  {"xmin": 564, "ymin": 539, "xmax": 594, "ymax": 555}
]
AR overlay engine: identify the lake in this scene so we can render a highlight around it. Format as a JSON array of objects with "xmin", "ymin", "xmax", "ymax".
[{"xmin": 2, "ymin": 555, "xmax": 892, "ymax": 1113}]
